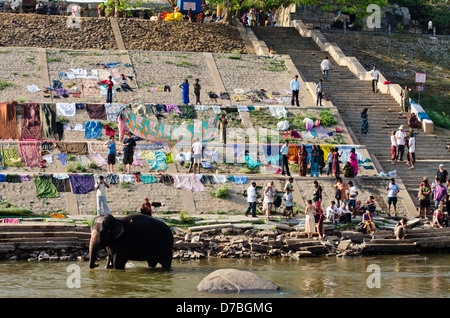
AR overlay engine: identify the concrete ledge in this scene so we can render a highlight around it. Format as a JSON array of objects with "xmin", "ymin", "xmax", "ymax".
[
  {"xmin": 232, "ymin": 18, "xmax": 256, "ymax": 55},
  {"xmin": 245, "ymin": 27, "xmax": 270, "ymax": 56}
]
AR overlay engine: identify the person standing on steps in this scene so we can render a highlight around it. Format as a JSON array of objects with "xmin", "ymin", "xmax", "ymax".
[
  {"xmin": 194, "ymin": 78, "xmax": 201, "ymax": 105},
  {"xmin": 290, "ymin": 75, "xmax": 300, "ymax": 106},
  {"xmin": 219, "ymin": 113, "xmax": 228, "ymax": 144},
  {"xmin": 244, "ymin": 182, "xmax": 257, "ymax": 217},
  {"xmin": 106, "ymin": 76, "xmax": 114, "ymax": 103},
  {"xmin": 95, "ymin": 176, "xmax": 110, "ymax": 216},
  {"xmin": 122, "ymin": 131, "xmax": 136, "ymax": 174},
  {"xmin": 280, "ymin": 139, "xmax": 291, "ymax": 177},
  {"xmin": 401, "ymin": 85, "xmax": 412, "ymax": 113},
  {"xmin": 316, "ymin": 79, "xmax": 324, "ymax": 106},
  {"xmin": 321, "ymin": 56, "xmax": 331, "ymax": 81},
  {"xmin": 361, "ymin": 108, "xmax": 369, "ymax": 135},
  {"xmin": 386, "ymin": 178, "xmax": 400, "ymax": 216},
  {"xmin": 370, "ymin": 65, "xmax": 380, "ymax": 93},
  {"xmin": 395, "ymin": 125, "xmax": 407, "ymax": 161},
  {"xmin": 180, "ymin": 79, "xmax": 190, "ymax": 105},
  {"xmin": 428, "ymin": 20, "xmax": 433, "ymax": 34},
  {"xmin": 406, "ymin": 130, "xmax": 416, "ymax": 169},
  {"xmin": 390, "ymin": 130, "xmax": 397, "ymax": 165}
]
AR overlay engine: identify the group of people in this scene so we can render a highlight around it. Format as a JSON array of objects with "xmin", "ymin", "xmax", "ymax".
[
  {"xmin": 418, "ymin": 164, "xmax": 449, "ymax": 227},
  {"xmin": 242, "ymin": 7, "xmax": 276, "ymax": 27},
  {"xmin": 390, "ymin": 125, "xmax": 416, "ymax": 169},
  {"xmin": 245, "ymin": 178, "xmax": 368, "ymax": 239},
  {"xmin": 103, "ymin": 130, "xmax": 136, "ymax": 175}
]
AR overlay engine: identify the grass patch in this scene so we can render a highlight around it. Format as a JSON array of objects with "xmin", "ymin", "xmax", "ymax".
[
  {"xmin": 47, "ymin": 57, "xmax": 62, "ymax": 63},
  {"xmin": 0, "ymin": 80, "xmax": 13, "ymax": 91},
  {"xmin": 319, "ymin": 108, "xmax": 338, "ymax": 127},
  {"xmin": 66, "ymin": 162, "xmax": 87, "ymax": 173}
]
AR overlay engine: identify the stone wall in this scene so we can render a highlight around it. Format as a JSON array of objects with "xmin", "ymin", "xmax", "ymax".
[{"xmin": 0, "ymin": 13, "xmax": 246, "ymax": 54}]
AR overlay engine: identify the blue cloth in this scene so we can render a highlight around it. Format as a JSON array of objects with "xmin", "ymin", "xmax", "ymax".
[
  {"xmin": 181, "ymin": 83, "xmax": 190, "ymax": 104},
  {"xmin": 418, "ymin": 112, "xmax": 430, "ymax": 120},
  {"xmin": 84, "ymin": 121, "xmax": 102, "ymax": 139},
  {"xmin": 245, "ymin": 155, "xmax": 261, "ymax": 168},
  {"xmin": 0, "ymin": 174, "xmax": 5, "ymax": 182},
  {"xmin": 234, "ymin": 175, "xmax": 247, "ymax": 184},
  {"xmin": 265, "ymin": 154, "xmax": 281, "ymax": 165},
  {"xmin": 69, "ymin": 174, "xmax": 95, "ymax": 194},
  {"xmin": 146, "ymin": 151, "xmax": 167, "ymax": 171},
  {"xmin": 56, "ymin": 153, "xmax": 68, "ymax": 166}
]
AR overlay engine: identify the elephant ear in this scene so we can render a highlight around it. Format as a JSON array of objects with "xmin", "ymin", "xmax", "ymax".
[{"xmin": 111, "ymin": 220, "xmax": 125, "ymax": 240}]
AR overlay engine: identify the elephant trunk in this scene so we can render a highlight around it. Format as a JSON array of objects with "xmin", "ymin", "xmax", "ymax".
[{"xmin": 89, "ymin": 229, "xmax": 100, "ymax": 269}]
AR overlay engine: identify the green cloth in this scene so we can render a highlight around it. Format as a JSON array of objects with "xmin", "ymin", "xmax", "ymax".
[
  {"xmin": 5, "ymin": 174, "xmax": 21, "ymax": 183},
  {"xmin": 1, "ymin": 148, "xmax": 23, "ymax": 167},
  {"xmin": 245, "ymin": 155, "xmax": 261, "ymax": 168},
  {"xmin": 140, "ymin": 175, "xmax": 157, "ymax": 184},
  {"xmin": 165, "ymin": 152, "xmax": 175, "ymax": 164},
  {"xmin": 40, "ymin": 103, "xmax": 59, "ymax": 140},
  {"xmin": 34, "ymin": 176, "xmax": 59, "ymax": 198}
]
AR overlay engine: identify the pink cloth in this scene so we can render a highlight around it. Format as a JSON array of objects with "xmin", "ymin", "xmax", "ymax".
[
  {"xmin": 18, "ymin": 141, "xmax": 41, "ymax": 167},
  {"xmin": 118, "ymin": 114, "xmax": 126, "ymax": 142},
  {"xmin": 91, "ymin": 152, "xmax": 107, "ymax": 167},
  {"xmin": 173, "ymin": 174, "xmax": 206, "ymax": 192},
  {"xmin": 349, "ymin": 152, "xmax": 358, "ymax": 175},
  {"xmin": 166, "ymin": 105, "xmax": 183, "ymax": 115}
]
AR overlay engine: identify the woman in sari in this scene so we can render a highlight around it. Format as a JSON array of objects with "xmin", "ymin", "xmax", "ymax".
[
  {"xmin": 331, "ymin": 147, "xmax": 341, "ymax": 177},
  {"xmin": 349, "ymin": 148, "xmax": 358, "ymax": 177},
  {"xmin": 408, "ymin": 113, "xmax": 420, "ymax": 129},
  {"xmin": 179, "ymin": 79, "xmax": 190, "ymax": 105},
  {"xmin": 361, "ymin": 108, "xmax": 369, "ymax": 134},
  {"xmin": 298, "ymin": 144, "xmax": 307, "ymax": 176}
]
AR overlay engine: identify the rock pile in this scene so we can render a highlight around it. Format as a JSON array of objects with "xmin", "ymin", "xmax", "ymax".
[
  {"xmin": 171, "ymin": 222, "xmax": 366, "ymax": 260},
  {"xmin": 0, "ymin": 13, "xmax": 118, "ymax": 50},
  {"xmin": 118, "ymin": 19, "xmax": 247, "ymax": 53}
]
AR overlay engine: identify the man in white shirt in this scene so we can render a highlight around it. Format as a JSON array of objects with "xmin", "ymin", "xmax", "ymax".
[
  {"xmin": 290, "ymin": 75, "xmax": 300, "ymax": 106},
  {"xmin": 283, "ymin": 188, "xmax": 294, "ymax": 220},
  {"xmin": 191, "ymin": 139, "xmax": 203, "ymax": 174},
  {"xmin": 95, "ymin": 176, "xmax": 110, "ymax": 216},
  {"xmin": 280, "ymin": 140, "xmax": 291, "ymax": 177},
  {"xmin": 395, "ymin": 125, "xmax": 406, "ymax": 161},
  {"xmin": 338, "ymin": 201, "xmax": 352, "ymax": 223},
  {"xmin": 348, "ymin": 181, "xmax": 358, "ymax": 210},
  {"xmin": 370, "ymin": 65, "xmax": 380, "ymax": 93},
  {"xmin": 244, "ymin": 182, "xmax": 258, "ymax": 217},
  {"xmin": 326, "ymin": 201, "xmax": 339, "ymax": 224},
  {"xmin": 321, "ymin": 56, "xmax": 331, "ymax": 81},
  {"xmin": 428, "ymin": 20, "xmax": 433, "ymax": 34}
]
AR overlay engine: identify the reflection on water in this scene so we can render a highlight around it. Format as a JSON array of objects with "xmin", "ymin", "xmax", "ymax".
[{"xmin": 1, "ymin": 254, "xmax": 450, "ymax": 298}]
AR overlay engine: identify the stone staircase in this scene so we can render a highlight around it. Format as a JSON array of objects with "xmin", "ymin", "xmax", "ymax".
[{"xmin": 251, "ymin": 26, "xmax": 450, "ymax": 211}]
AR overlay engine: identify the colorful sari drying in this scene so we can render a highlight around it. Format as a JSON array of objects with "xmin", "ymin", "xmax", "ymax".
[
  {"xmin": 69, "ymin": 174, "xmax": 95, "ymax": 194},
  {"xmin": 1, "ymin": 148, "xmax": 23, "ymax": 167},
  {"xmin": 122, "ymin": 108, "xmax": 219, "ymax": 143},
  {"xmin": 0, "ymin": 102, "xmax": 19, "ymax": 140},
  {"xmin": 40, "ymin": 103, "xmax": 59, "ymax": 141},
  {"xmin": 18, "ymin": 142, "xmax": 41, "ymax": 167},
  {"xmin": 21, "ymin": 103, "xmax": 41, "ymax": 140}
]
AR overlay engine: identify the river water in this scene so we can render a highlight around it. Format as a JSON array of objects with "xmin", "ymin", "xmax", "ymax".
[{"xmin": 1, "ymin": 254, "xmax": 450, "ymax": 298}]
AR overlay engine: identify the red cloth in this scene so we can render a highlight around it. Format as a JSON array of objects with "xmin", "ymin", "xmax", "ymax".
[
  {"xmin": 21, "ymin": 103, "xmax": 41, "ymax": 140},
  {"xmin": 105, "ymin": 124, "xmax": 117, "ymax": 136},
  {"xmin": 18, "ymin": 141, "xmax": 41, "ymax": 167}
]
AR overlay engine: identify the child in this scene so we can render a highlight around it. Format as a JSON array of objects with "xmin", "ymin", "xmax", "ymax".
[
  {"xmin": 282, "ymin": 188, "xmax": 294, "ymax": 220},
  {"xmin": 305, "ymin": 199, "xmax": 316, "ymax": 238}
]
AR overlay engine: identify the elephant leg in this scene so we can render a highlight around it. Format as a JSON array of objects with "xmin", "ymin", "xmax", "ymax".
[
  {"xmin": 159, "ymin": 258, "xmax": 172, "ymax": 270},
  {"xmin": 113, "ymin": 254, "xmax": 127, "ymax": 270},
  {"xmin": 106, "ymin": 248, "xmax": 113, "ymax": 269},
  {"xmin": 147, "ymin": 259, "xmax": 157, "ymax": 268}
]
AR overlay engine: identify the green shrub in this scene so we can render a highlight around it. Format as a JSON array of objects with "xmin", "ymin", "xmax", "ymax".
[
  {"xmin": 319, "ymin": 109, "xmax": 338, "ymax": 127},
  {"xmin": 0, "ymin": 80, "xmax": 13, "ymax": 91},
  {"xmin": 210, "ymin": 184, "xmax": 230, "ymax": 199}
]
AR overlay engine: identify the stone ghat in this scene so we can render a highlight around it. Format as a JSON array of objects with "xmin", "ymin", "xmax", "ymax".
[
  {"xmin": 0, "ymin": 13, "xmax": 246, "ymax": 53},
  {"xmin": 1, "ymin": 219, "xmax": 449, "ymax": 262}
]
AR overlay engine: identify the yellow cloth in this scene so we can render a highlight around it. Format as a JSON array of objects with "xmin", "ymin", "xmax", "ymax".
[
  {"xmin": 320, "ymin": 145, "xmax": 335, "ymax": 163},
  {"xmin": 140, "ymin": 150, "xmax": 156, "ymax": 160}
]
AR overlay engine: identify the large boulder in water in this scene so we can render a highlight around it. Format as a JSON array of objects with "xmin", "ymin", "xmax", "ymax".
[{"xmin": 197, "ymin": 269, "xmax": 279, "ymax": 293}]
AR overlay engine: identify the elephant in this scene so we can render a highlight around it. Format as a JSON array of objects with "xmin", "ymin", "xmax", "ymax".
[{"xmin": 89, "ymin": 214, "xmax": 174, "ymax": 270}]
